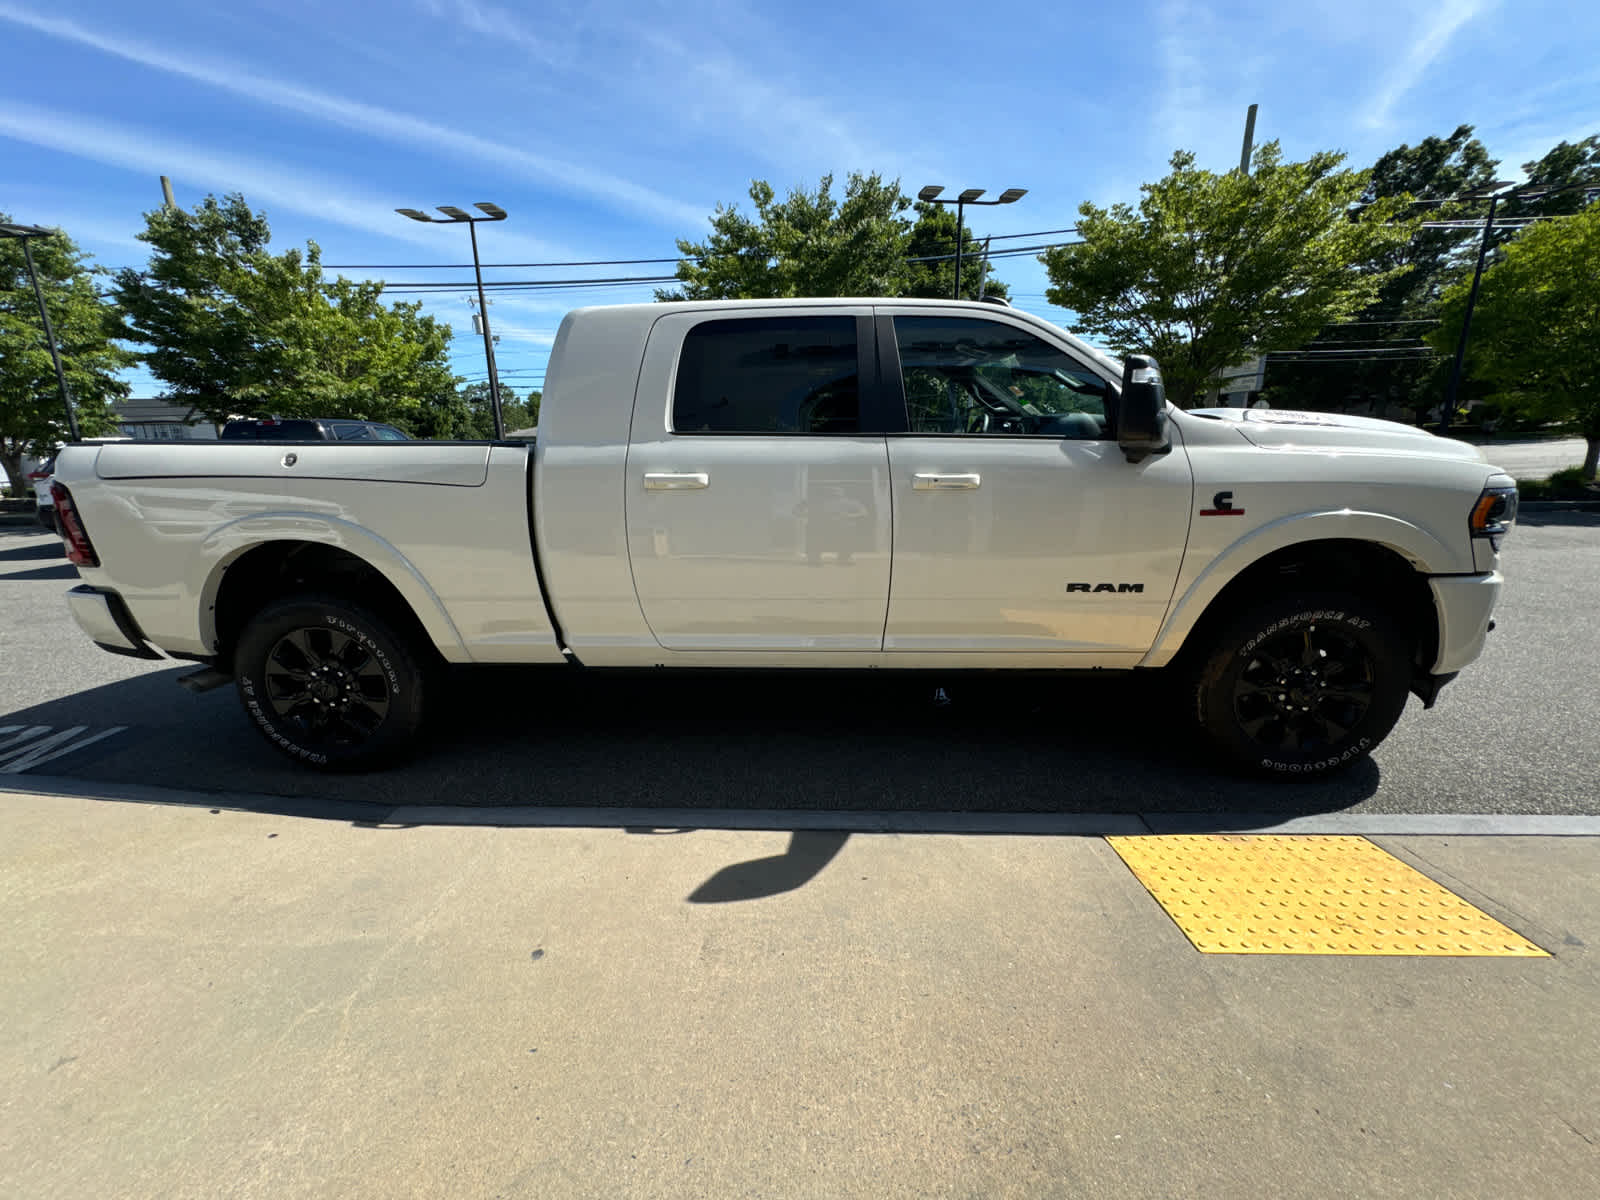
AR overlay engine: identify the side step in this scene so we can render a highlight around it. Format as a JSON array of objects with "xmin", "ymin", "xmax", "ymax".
[{"xmin": 177, "ymin": 667, "xmax": 234, "ymax": 694}]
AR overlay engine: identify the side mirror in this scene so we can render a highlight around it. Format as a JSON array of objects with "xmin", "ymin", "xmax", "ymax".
[{"xmin": 1118, "ymin": 354, "xmax": 1171, "ymax": 464}]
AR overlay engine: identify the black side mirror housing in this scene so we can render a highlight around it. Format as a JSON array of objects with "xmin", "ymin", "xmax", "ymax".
[{"xmin": 1118, "ymin": 354, "xmax": 1171, "ymax": 464}]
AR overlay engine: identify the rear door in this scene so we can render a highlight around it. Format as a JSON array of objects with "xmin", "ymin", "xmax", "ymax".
[
  {"xmin": 625, "ymin": 308, "xmax": 894, "ymax": 651},
  {"xmin": 880, "ymin": 310, "xmax": 1193, "ymax": 654}
]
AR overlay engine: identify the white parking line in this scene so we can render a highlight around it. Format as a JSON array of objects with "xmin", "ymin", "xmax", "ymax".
[{"xmin": 0, "ymin": 724, "xmax": 129, "ymax": 774}]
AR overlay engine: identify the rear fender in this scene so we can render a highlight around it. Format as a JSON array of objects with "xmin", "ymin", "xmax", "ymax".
[{"xmin": 194, "ymin": 513, "xmax": 468, "ymax": 660}]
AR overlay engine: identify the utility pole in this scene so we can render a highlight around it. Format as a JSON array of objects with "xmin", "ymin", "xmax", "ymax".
[
  {"xmin": 160, "ymin": 176, "xmax": 176, "ymax": 210},
  {"xmin": 1441, "ymin": 193, "xmax": 1505, "ymax": 433},
  {"xmin": 1238, "ymin": 103, "xmax": 1259, "ymax": 175}
]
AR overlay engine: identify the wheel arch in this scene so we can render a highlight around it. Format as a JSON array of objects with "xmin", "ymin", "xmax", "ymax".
[
  {"xmin": 197, "ymin": 525, "xmax": 465, "ymax": 671},
  {"xmin": 1149, "ymin": 530, "xmax": 1441, "ymax": 678}
]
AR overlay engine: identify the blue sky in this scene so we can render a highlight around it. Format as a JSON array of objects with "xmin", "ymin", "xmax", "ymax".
[{"xmin": 3, "ymin": 0, "xmax": 1596, "ymax": 399}]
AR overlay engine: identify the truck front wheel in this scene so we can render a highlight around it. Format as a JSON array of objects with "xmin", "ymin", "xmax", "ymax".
[
  {"xmin": 1192, "ymin": 593, "xmax": 1411, "ymax": 777},
  {"xmin": 234, "ymin": 593, "xmax": 429, "ymax": 770}
]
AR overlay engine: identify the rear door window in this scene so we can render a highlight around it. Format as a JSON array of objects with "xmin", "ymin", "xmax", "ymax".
[{"xmin": 672, "ymin": 316, "xmax": 860, "ymax": 434}]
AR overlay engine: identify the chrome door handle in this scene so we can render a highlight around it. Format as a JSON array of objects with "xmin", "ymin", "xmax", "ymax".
[
  {"xmin": 643, "ymin": 472, "xmax": 710, "ymax": 491},
  {"xmin": 912, "ymin": 473, "xmax": 981, "ymax": 491}
]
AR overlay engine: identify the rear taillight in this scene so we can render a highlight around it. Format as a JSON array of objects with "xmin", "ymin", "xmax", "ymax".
[{"xmin": 50, "ymin": 482, "xmax": 100, "ymax": 567}]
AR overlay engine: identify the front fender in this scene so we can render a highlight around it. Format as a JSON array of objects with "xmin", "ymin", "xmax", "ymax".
[
  {"xmin": 1140, "ymin": 509, "xmax": 1459, "ymax": 668},
  {"xmin": 193, "ymin": 512, "xmax": 468, "ymax": 660}
]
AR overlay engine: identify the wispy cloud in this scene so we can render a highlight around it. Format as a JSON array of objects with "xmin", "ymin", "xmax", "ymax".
[
  {"xmin": 415, "ymin": 0, "xmax": 566, "ymax": 66},
  {"xmin": 0, "ymin": 101, "xmax": 464, "ymax": 250},
  {"xmin": 1150, "ymin": 0, "xmax": 1274, "ymax": 173},
  {"xmin": 410, "ymin": 0, "xmax": 900, "ymax": 179},
  {"xmin": 0, "ymin": 2, "xmax": 706, "ymax": 229},
  {"xmin": 1363, "ymin": 0, "xmax": 1492, "ymax": 129},
  {"xmin": 624, "ymin": 24, "xmax": 883, "ymax": 173}
]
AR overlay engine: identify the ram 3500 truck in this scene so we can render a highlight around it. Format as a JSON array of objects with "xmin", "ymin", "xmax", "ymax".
[{"xmin": 49, "ymin": 298, "xmax": 1517, "ymax": 775}]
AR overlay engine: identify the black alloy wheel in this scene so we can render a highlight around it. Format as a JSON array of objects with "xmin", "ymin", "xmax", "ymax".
[
  {"xmin": 234, "ymin": 593, "xmax": 429, "ymax": 769},
  {"xmin": 263, "ymin": 625, "xmax": 394, "ymax": 748},
  {"xmin": 1231, "ymin": 621, "xmax": 1377, "ymax": 755},
  {"xmin": 1193, "ymin": 593, "xmax": 1411, "ymax": 777}
]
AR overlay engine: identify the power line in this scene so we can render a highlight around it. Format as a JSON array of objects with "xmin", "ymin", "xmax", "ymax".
[{"xmin": 318, "ymin": 227, "xmax": 1083, "ymax": 271}]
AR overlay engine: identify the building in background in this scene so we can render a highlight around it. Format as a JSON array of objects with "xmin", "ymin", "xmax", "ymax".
[{"xmin": 113, "ymin": 397, "xmax": 218, "ymax": 440}]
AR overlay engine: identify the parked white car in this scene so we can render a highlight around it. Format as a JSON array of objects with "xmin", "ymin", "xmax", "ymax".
[
  {"xmin": 49, "ymin": 299, "xmax": 1517, "ymax": 775},
  {"xmin": 26, "ymin": 458, "xmax": 56, "ymax": 532}
]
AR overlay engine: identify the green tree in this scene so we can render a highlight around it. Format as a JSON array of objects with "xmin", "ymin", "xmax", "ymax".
[
  {"xmin": 1, "ymin": 218, "xmax": 134, "ymax": 494},
  {"xmin": 1041, "ymin": 143, "xmax": 1415, "ymax": 408},
  {"xmin": 111, "ymin": 195, "xmax": 270, "ymax": 419},
  {"xmin": 1267, "ymin": 125, "xmax": 1500, "ymax": 417},
  {"xmin": 659, "ymin": 173, "xmax": 913, "ymax": 300},
  {"xmin": 115, "ymin": 194, "xmax": 456, "ymax": 427},
  {"xmin": 1497, "ymin": 134, "xmax": 1600, "ymax": 229},
  {"xmin": 901, "ymin": 202, "xmax": 1010, "ymax": 301},
  {"xmin": 406, "ymin": 382, "xmax": 540, "ymax": 440},
  {"xmin": 261, "ymin": 273, "xmax": 455, "ymax": 428},
  {"xmin": 1429, "ymin": 206, "xmax": 1600, "ymax": 478}
]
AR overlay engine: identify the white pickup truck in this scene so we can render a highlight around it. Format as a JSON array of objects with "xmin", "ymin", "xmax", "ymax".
[{"xmin": 49, "ymin": 298, "xmax": 1517, "ymax": 775}]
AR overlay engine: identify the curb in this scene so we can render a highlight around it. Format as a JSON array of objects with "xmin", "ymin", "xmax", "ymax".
[
  {"xmin": 1518, "ymin": 500, "xmax": 1600, "ymax": 513},
  {"xmin": 6, "ymin": 775, "xmax": 1600, "ymax": 838}
]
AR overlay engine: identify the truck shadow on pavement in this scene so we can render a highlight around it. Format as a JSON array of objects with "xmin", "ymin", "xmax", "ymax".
[
  {"xmin": 6, "ymin": 666, "xmax": 1387, "ymax": 902},
  {"xmin": 5, "ymin": 662, "xmax": 1381, "ymax": 820}
]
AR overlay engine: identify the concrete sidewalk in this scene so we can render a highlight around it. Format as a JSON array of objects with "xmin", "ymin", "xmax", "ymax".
[{"xmin": 2, "ymin": 784, "xmax": 1596, "ymax": 1199}]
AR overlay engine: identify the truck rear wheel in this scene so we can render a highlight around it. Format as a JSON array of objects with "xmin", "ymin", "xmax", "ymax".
[
  {"xmin": 1192, "ymin": 593, "xmax": 1410, "ymax": 777},
  {"xmin": 234, "ymin": 593, "xmax": 428, "ymax": 770}
]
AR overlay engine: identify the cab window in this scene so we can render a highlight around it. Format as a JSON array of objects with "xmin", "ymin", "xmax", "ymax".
[
  {"xmin": 673, "ymin": 317, "xmax": 859, "ymax": 434},
  {"xmin": 893, "ymin": 316, "xmax": 1110, "ymax": 438}
]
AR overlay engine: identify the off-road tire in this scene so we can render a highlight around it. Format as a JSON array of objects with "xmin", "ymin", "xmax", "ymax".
[
  {"xmin": 234, "ymin": 593, "xmax": 428, "ymax": 770},
  {"xmin": 1193, "ymin": 592, "xmax": 1411, "ymax": 777}
]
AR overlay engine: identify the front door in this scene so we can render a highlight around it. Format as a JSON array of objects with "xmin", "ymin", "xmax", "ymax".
[
  {"xmin": 880, "ymin": 311, "xmax": 1193, "ymax": 654},
  {"xmin": 626, "ymin": 309, "xmax": 892, "ymax": 651}
]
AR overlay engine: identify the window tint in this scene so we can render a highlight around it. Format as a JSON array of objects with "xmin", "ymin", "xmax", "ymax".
[
  {"xmin": 674, "ymin": 316, "xmax": 859, "ymax": 434},
  {"xmin": 374, "ymin": 425, "xmax": 409, "ymax": 441},
  {"xmin": 333, "ymin": 422, "xmax": 377, "ymax": 441},
  {"xmin": 893, "ymin": 316, "xmax": 1110, "ymax": 438},
  {"xmin": 220, "ymin": 420, "xmax": 324, "ymax": 440}
]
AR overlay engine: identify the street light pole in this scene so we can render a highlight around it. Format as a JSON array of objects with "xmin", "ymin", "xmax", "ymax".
[
  {"xmin": 918, "ymin": 186, "xmax": 1028, "ymax": 299},
  {"xmin": 464, "ymin": 219, "xmax": 503, "ymax": 432},
  {"xmin": 396, "ymin": 202, "xmax": 510, "ymax": 438},
  {"xmin": 2, "ymin": 222, "xmax": 80, "ymax": 441}
]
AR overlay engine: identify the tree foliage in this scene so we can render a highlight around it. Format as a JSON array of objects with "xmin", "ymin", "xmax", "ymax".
[
  {"xmin": 1266, "ymin": 125, "xmax": 1500, "ymax": 416},
  {"xmin": 0, "ymin": 217, "xmax": 133, "ymax": 494},
  {"xmin": 1041, "ymin": 143, "xmax": 1416, "ymax": 408},
  {"xmin": 114, "ymin": 194, "xmax": 457, "ymax": 428},
  {"xmin": 660, "ymin": 174, "xmax": 911, "ymax": 300},
  {"xmin": 1428, "ymin": 206, "xmax": 1600, "ymax": 478},
  {"xmin": 1497, "ymin": 134, "xmax": 1600, "ymax": 229},
  {"xmin": 660, "ymin": 176, "xmax": 1008, "ymax": 302},
  {"xmin": 403, "ymin": 382, "xmax": 541, "ymax": 440}
]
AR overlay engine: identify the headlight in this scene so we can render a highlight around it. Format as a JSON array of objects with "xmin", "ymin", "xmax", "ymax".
[{"xmin": 1470, "ymin": 485, "xmax": 1518, "ymax": 549}]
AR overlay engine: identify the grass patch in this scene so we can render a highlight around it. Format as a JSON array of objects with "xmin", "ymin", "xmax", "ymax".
[{"xmin": 1518, "ymin": 466, "xmax": 1600, "ymax": 501}]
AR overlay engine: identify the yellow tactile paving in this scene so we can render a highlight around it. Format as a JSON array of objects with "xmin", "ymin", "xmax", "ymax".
[{"xmin": 1106, "ymin": 835, "xmax": 1549, "ymax": 957}]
